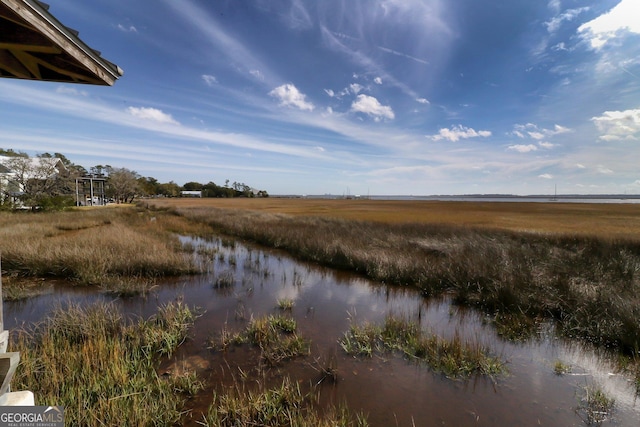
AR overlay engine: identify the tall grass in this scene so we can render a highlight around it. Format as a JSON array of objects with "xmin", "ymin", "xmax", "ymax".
[
  {"xmin": 0, "ymin": 206, "xmax": 200, "ymax": 285},
  {"xmin": 10, "ymin": 300, "xmax": 201, "ymax": 426},
  {"xmin": 200, "ymin": 377, "xmax": 368, "ymax": 427},
  {"xmin": 169, "ymin": 205, "xmax": 640, "ymax": 355}
]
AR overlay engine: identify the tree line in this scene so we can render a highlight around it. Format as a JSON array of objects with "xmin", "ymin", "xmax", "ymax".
[{"xmin": 0, "ymin": 149, "xmax": 268, "ymax": 210}]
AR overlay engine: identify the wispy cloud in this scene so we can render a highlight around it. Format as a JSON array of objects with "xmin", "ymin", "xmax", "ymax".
[
  {"xmin": 377, "ymin": 46, "xmax": 429, "ymax": 65},
  {"xmin": 508, "ymin": 144, "xmax": 538, "ymax": 153},
  {"xmin": 117, "ymin": 24, "xmax": 138, "ymax": 33},
  {"xmin": 162, "ymin": 0, "xmax": 278, "ymax": 86},
  {"xmin": 512, "ymin": 123, "xmax": 571, "ymax": 139},
  {"xmin": 202, "ymin": 74, "xmax": 218, "ymax": 86},
  {"xmin": 544, "ymin": 7, "xmax": 589, "ymax": 34},
  {"xmin": 269, "ymin": 84, "xmax": 315, "ymax": 111},
  {"xmin": 429, "ymin": 125, "xmax": 491, "ymax": 142}
]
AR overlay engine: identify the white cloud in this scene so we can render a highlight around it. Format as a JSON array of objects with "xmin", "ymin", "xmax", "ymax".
[
  {"xmin": 552, "ymin": 42, "xmax": 568, "ymax": 51},
  {"xmin": 513, "ymin": 123, "xmax": 571, "ymax": 140},
  {"xmin": 578, "ymin": 0, "xmax": 640, "ymax": 50},
  {"xmin": 430, "ymin": 125, "xmax": 492, "ymax": 142},
  {"xmin": 416, "ymin": 98, "xmax": 430, "ymax": 104},
  {"xmin": 538, "ymin": 174, "xmax": 553, "ymax": 179},
  {"xmin": 591, "ymin": 108, "xmax": 640, "ymax": 141},
  {"xmin": 508, "ymin": 144, "xmax": 538, "ymax": 153},
  {"xmin": 126, "ymin": 107, "xmax": 180, "ymax": 125},
  {"xmin": 576, "ymin": 163, "xmax": 586, "ymax": 169},
  {"xmin": 324, "ymin": 89, "xmax": 335, "ymax": 97},
  {"xmin": 597, "ymin": 165, "xmax": 614, "ymax": 174},
  {"xmin": 350, "ymin": 83, "xmax": 364, "ymax": 94},
  {"xmin": 56, "ymin": 86, "xmax": 88, "ymax": 97},
  {"xmin": 374, "ymin": 77, "xmax": 383, "ymax": 85},
  {"xmin": 202, "ymin": 74, "xmax": 218, "ymax": 86},
  {"xmin": 528, "ymin": 131, "xmax": 545, "ymax": 140},
  {"xmin": 538, "ymin": 141, "xmax": 556, "ymax": 149},
  {"xmin": 350, "ymin": 94, "xmax": 394, "ymax": 120},
  {"xmin": 269, "ymin": 84, "xmax": 315, "ymax": 111},
  {"xmin": 117, "ymin": 24, "xmax": 138, "ymax": 33}
]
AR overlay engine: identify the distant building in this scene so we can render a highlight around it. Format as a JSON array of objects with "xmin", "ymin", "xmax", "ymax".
[
  {"xmin": 0, "ymin": 156, "xmax": 68, "ymax": 206},
  {"xmin": 181, "ymin": 190, "xmax": 202, "ymax": 198}
]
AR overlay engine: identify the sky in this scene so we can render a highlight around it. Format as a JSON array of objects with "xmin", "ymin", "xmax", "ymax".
[{"xmin": 1, "ymin": 0, "xmax": 639, "ymax": 195}]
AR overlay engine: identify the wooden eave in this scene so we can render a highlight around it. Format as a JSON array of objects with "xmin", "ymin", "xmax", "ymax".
[{"xmin": 0, "ymin": 0, "xmax": 122, "ymax": 85}]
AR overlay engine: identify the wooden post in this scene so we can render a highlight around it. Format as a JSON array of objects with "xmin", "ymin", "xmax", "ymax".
[{"xmin": 0, "ymin": 255, "xmax": 29, "ymax": 403}]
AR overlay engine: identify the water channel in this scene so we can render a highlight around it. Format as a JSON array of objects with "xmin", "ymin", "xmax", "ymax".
[{"xmin": 5, "ymin": 236, "xmax": 640, "ymax": 426}]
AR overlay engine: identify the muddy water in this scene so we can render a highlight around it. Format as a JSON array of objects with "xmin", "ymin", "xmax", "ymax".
[{"xmin": 5, "ymin": 236, "xmax": 640, "ymax": 426}]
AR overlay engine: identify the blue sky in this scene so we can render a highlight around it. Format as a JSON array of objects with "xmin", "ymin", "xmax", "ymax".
[{"xmin": 1, "ymin": 0, "xmax": 639, "ymax": 195}]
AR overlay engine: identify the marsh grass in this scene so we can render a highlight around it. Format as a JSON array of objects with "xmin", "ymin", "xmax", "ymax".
[
  {"xmin": 100, "ymin": 275, "xmax": 157, "ymax": 297},
  {"xmin": 10, "ymin": 300, "xmax": 202, "ymax": 426},
  {"xmin": 340, "ymin": 316, "xmax": 506, "ymax": 378},
  {"xmin": 0, "ymin": 206, "xmax": 200, "ymax": 285},
  {"xmin": 576, "ymin": 384, "xmax": 615, "ymax": 425},
  {"xmin": 200, "ymin": 377, "xmax": 368, "ymax": 427},
  {"xmin": 167, "ymin": 205, "xmax": 640, "ymax": 355},
  {"xmin": 0, "ymin": 276, "xmax": 51, "ymax": 301},
  {"xmin": 215, "ymin": 315, "xmax": 309, "ymax": 365}
]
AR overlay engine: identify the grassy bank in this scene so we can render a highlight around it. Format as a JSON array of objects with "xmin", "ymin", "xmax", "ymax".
[
  {"xmin": 0, "ymin": 205, "xmax": 206, "ymax": 286},
  {"xmin": 340, "ymin": 316, "xmax": 506, "ymax": 378},
  {"xmin": 11, "ymin": 300, "xmax": 201, "ymax": 426},
  {"xmin": 200, "ymin": 378, "xmax": 368, "ymax": 427},
  {"xmin": 155, "ymin": 202, "xmax": 640, "ymax": 356}
]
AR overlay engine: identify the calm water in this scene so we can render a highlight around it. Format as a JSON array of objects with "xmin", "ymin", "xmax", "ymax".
[{"xmin": 5, "ymin": 236, "xmax": 640, "ymax": 426}]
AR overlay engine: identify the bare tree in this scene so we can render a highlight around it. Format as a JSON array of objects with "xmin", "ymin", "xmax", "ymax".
[{"xmin": 106, "ymin": 167, "xmax": 140, "ymax": 203}]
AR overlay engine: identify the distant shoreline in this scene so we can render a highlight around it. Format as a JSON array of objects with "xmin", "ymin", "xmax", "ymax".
[{"xmin": 276, "ymin": 194, "xmax": 640, "ymax": 203}]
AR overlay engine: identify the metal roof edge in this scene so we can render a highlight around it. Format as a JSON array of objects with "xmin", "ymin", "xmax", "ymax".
[{"xmin": 3, "ymin": 0, "xmax": 123, "ymax": 84}]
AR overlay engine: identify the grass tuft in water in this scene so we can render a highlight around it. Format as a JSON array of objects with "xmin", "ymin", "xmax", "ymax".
[
  {"xmin": 214, "ymin": 315, "xmax": 309, "ymax": 365},
  {"xmin": 277, "ymin": 298, "xmax": 295, "ymax": 311},
  {"xmin": 340, "ymin": 315, "xmax": 506, "ymax": 378},
  {"xmin": 214, "ymin": 270, "xmax": 235, "ymax": 289},
  {"xmin": 553, "ymin": 360, "xmax": 572, "ymax": 375}
]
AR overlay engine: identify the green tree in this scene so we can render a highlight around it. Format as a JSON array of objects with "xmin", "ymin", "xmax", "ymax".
[
  {"xmin": 182, "ymin": 181, "xmax": 203, "ymax": 191},
  {"xmin": 157, "ymin": 181, "xmax": 181, "ymax": 197},
  {"xmin": 138, "ymin": 176, "xmax": 160, "ymax": 197}
]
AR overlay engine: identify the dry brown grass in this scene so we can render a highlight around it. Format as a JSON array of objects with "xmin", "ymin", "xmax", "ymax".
[
  {"xmin": 145, "ymin": 198, "xmax": 640, "ymax": 240},
  {"xmin": 0, "ymin": 205, "xmax": 202, "ymax": 284}
]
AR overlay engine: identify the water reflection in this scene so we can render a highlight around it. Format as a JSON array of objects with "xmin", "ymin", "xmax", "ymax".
[{"xmin": 5, "ymin": 235, "xmax": 639, "ymax": 426}]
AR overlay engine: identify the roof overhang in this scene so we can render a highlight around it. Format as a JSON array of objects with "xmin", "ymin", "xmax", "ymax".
[{"xmin": 0, "ymin": 0, "xmax": 122, "ymax": 85}]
